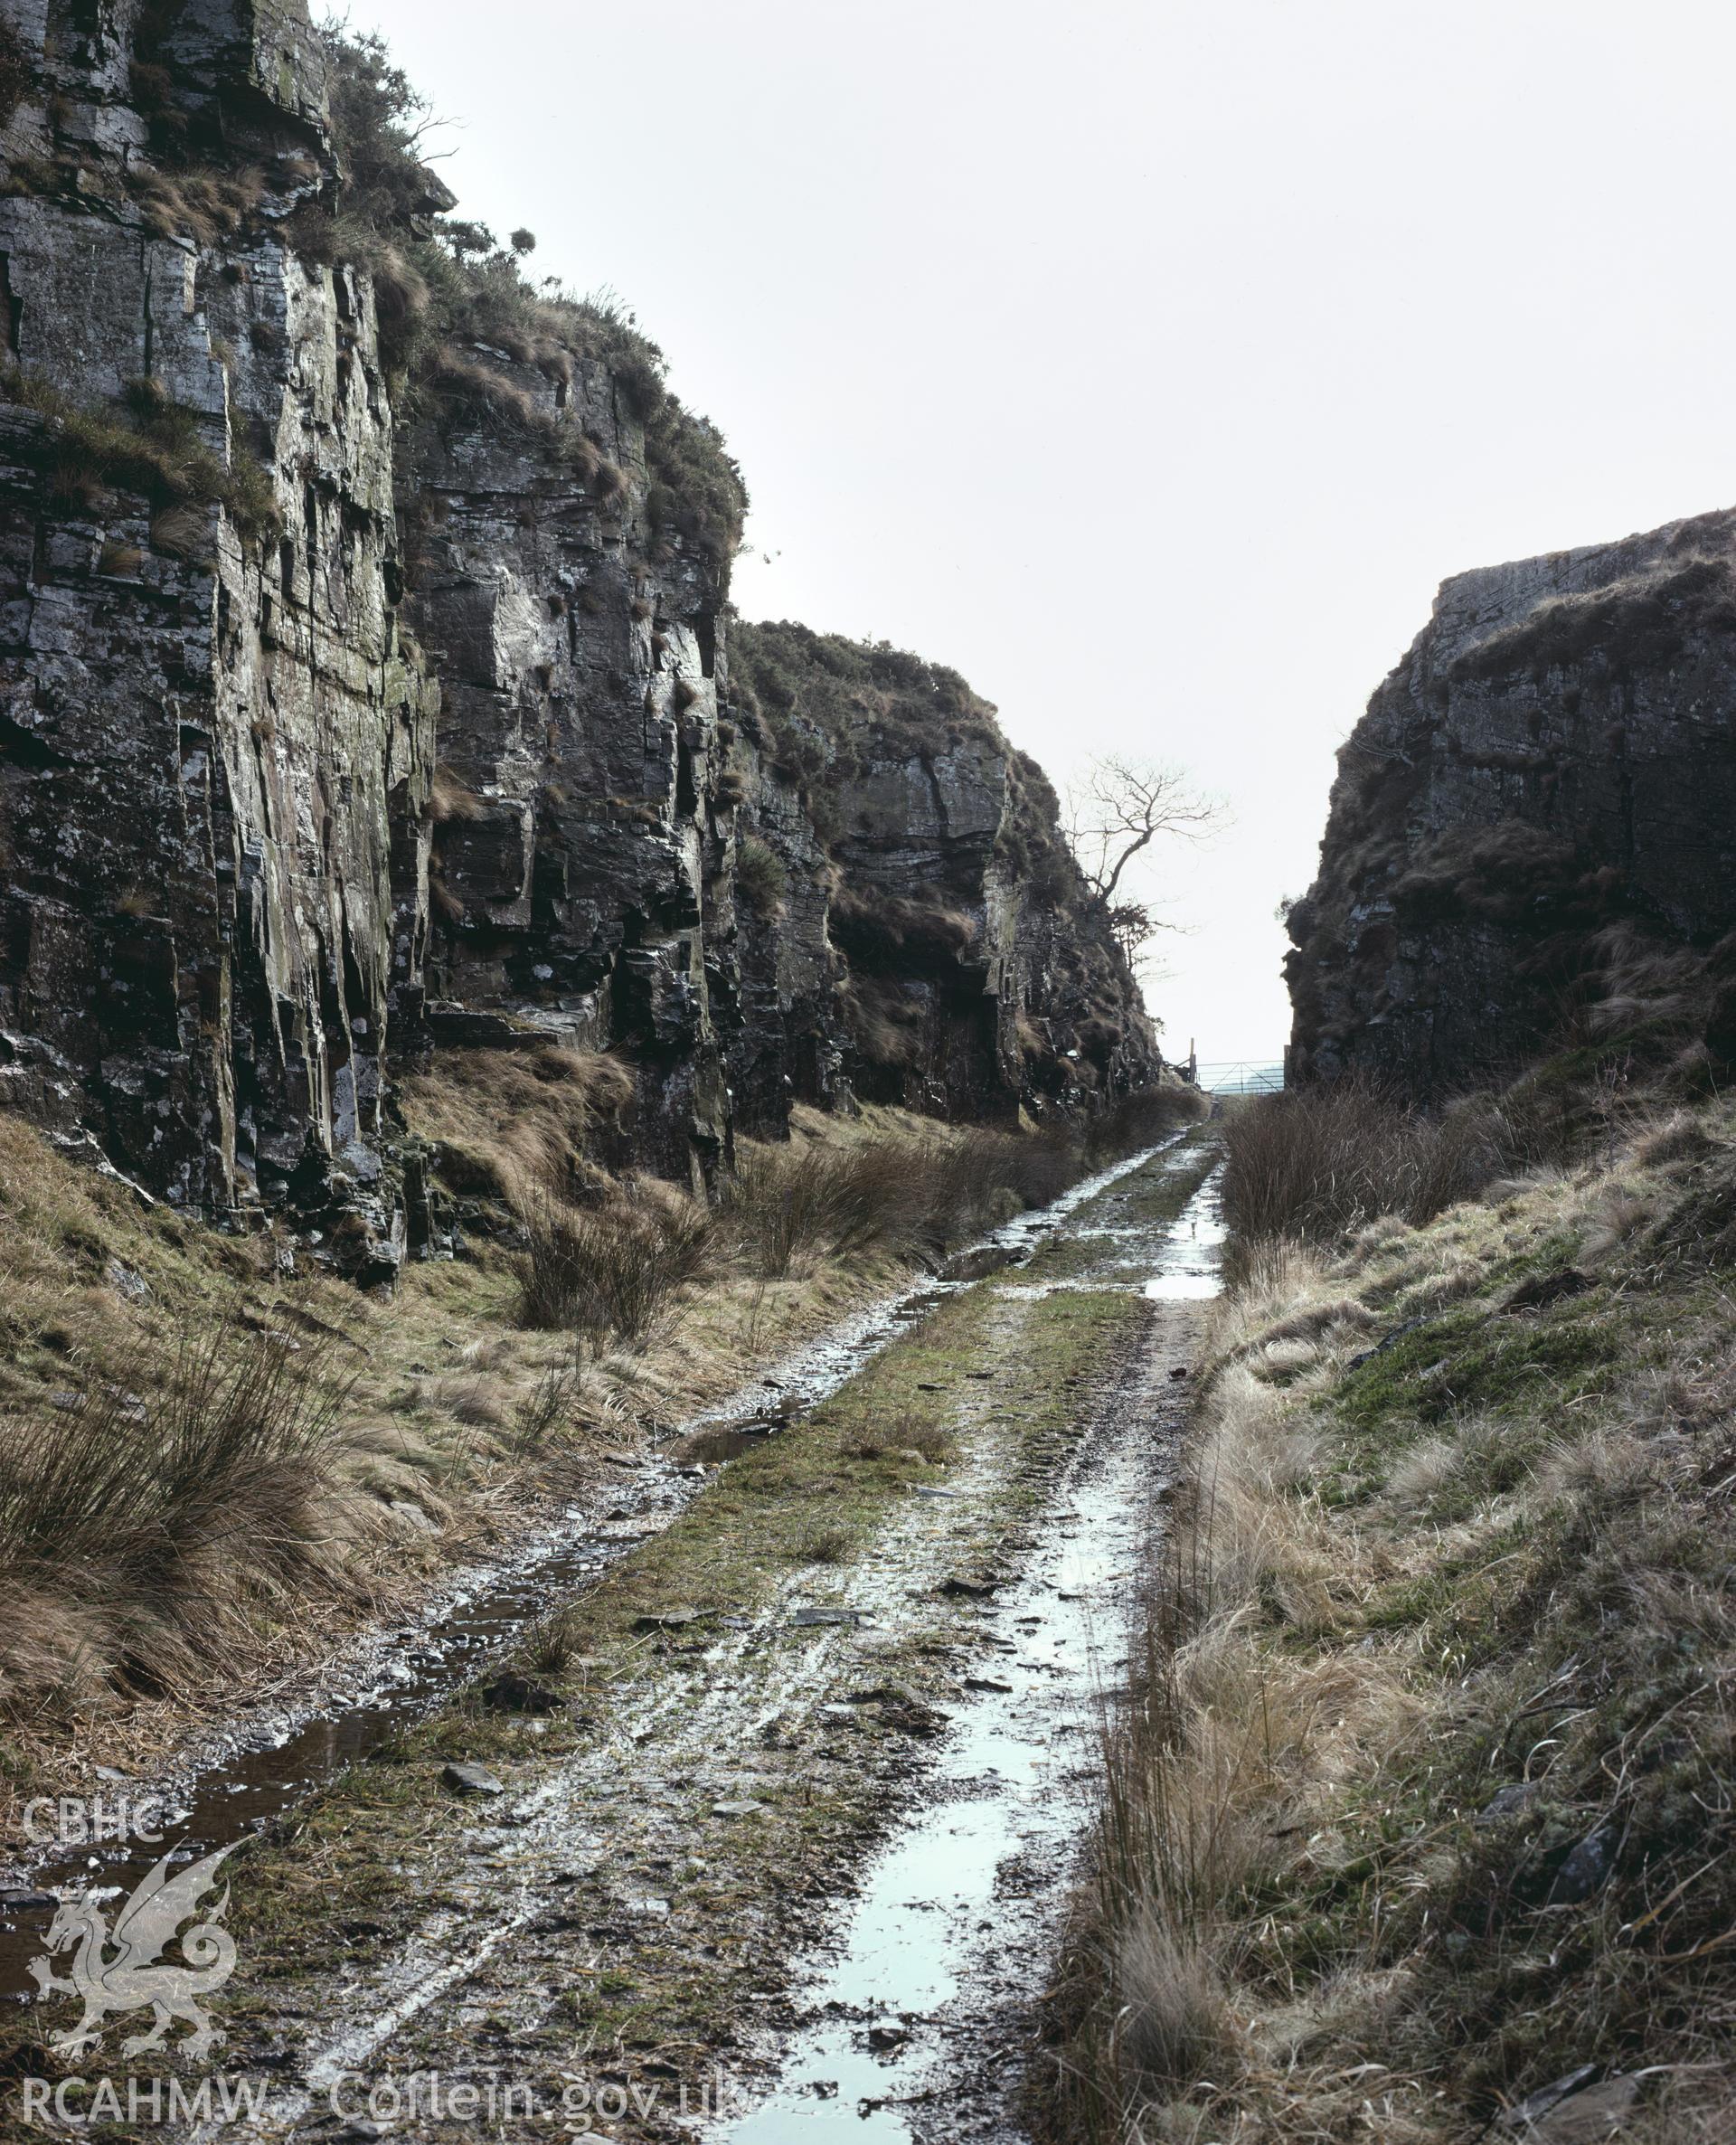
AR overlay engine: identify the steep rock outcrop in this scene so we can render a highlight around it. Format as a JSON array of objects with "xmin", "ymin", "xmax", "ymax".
[
  {"xmin": 0, "ymin": 0, "xmax": 432, "ymax": 1266},
  {"xmin": 728, "ymin": 623, "xmax": 1159, "ymax": 1126},
  {"xmin": 0, "ymin": 1, "xmax": 1163, "ymax": 1261},
  {"xmin": 1288, "ymin": 509, "xmax": 1736, "ymax": 1095},
  {"xmin": 403, "ymin": 348, "xmax": 736, "ymax": 1180}
]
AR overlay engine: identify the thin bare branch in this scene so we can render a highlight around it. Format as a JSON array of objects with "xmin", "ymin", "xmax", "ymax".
[{"xmin": 1063, "ymin": 757, "xmax": 1224, "ymax": 910}]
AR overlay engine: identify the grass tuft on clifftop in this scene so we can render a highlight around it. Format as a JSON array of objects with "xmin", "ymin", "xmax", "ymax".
[{"xmin": 314, "ymin": 24, "xmax": 748, "ymax": 571}]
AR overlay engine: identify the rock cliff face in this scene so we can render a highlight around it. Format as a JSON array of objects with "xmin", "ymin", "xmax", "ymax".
[
  {"xmin": 727, "ymin": 623, "xmax": 1156, "ymax": 1131},
  {"xmin": 0, "ymin": 0, "xmax": 432, "ymax": 1269},
  {"xmin": 0, "ymin": 0, "xmax": 1161, "ymax": 1267},
  {"xmin": 1288, "ymin": 508, "xmax": 1736, "ymax": 1095},
  {"xmin": 403, "ymin": 347, "xmax": 739, "ymax": 1183}
]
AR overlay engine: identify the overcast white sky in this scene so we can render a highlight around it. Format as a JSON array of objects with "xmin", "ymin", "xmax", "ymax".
[{"xmin": 355, "ymin": 0, "xmax": 1736, "ymax": 1063}]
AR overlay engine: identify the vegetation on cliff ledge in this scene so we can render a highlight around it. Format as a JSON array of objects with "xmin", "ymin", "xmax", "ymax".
[
  {"xmin": 315, "ymin": 25, "xmax": 748, "ymax": 571},
  {"xmin": 0, "ymin": 364, "xmax": 280, "ymax": 550},
  {"xmin": 729, "ymin": 617, "xmax": 1149, "ymax": 1097},
  {"xmin": 730, "ymin": 617, "xmax": 1080, "ymax": 903}
]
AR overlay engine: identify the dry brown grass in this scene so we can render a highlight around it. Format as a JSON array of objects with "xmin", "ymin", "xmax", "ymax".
[
  {"xmin": 1220, "ymin": 1082, "xmax": 1509, "ymax": 1256},
  {"xmin": 734, "ymin": 833, "xmax": 787, "ymax": 917},
  {"xmin": 0, "ymin": 1328, "xmax": 348, "ymax": 1725},
  {"xmin": 1084, "ymin": 1082, "xmax": 1211, "ymax": 1163},
  {"xmin": 723, "ymin": 1137, "xmax": 927, "ymax": 1276},
  {"xmin": 847, "ymin": 1414, "xmax": 956, "ymax": 1466},
  {"xmin": 1050, "ymin": 1096, "xmax": 1736, "ymax": 2142},
  {"xmin": 1112, "ymin": 1909, "xmax": 1234, "ymax": 2090},
  {"xmin": 427, "ymin": 763, "xmax": 487, "ymax": 822},
  {"xmin": 830, "ymin": 884, "xmax": 980, "ymax": 959},
  {"xmin": 836, "ymin": 969, "xmax": 925, "ymax": 1068},
  {"xmin": 96, "ymin": 536, "xmax": 143, "ymax": 576},
  {"xmin": 792, "ymin": 1523, "xmax": 853, "ymax": 1564},
  {"xmin": 721, "ymin": 1117, "xmax": 1100, "ymax": 1280},
  {"xmin": 516, "ymin": 1180, "xmax": 714, "ymax": 1347},
  {"xmin": 129, "ymin": 165, "xmax": 265, "ymax": 245},
  {"xmin": 0, "ymin": 1107, "xmax": 973, "ymax": 1800},
  {"xmin": 0, "ymin": 1063, "xmax": 1194, "ymax": 1807},
  {"xmin": 3, "ymin": 365, "xmax": 279, "ymax": 544},
  {"xmin": 400, "ymin": 1044, "xmax": 635, "ymax": 1206}
]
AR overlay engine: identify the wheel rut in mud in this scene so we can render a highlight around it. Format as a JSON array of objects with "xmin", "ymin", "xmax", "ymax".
[{"xmin": 712, "ymin": 1164, "xmax": 1223, "ymax": 2144}]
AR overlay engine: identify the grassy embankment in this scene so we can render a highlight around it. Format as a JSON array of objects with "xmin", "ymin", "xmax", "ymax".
[
  {"xmin": 0, "ymin": 1069, "xmax": 1201, "ymax": 1815},
  {"xmin": 1052, "ymin": 1081, "xmax": 1736, "ymax": 2143}
]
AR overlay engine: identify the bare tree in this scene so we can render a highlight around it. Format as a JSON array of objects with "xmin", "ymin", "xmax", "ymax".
[{"xmin": 1063, "ymin": 759, "xmax": 1222, "ymax": 941}]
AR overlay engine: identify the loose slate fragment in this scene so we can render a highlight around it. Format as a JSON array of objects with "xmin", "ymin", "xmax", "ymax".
[{"xmin": 442, "ymin": 1762, "xmax": 505, "ymax": 1796}]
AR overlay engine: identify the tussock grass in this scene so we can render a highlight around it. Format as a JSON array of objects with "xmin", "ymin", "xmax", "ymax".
[
  {"xmin": 0, "ymin": 1328, "xmax": 347, "ymax": 1723},
  {"xmin": 520, "ymin": 1600, "xmax": 595, "ymax": 1682},
  {"xmin": 723, "ymin": 1139, "xmax": 932, "ymax": 1277},
  {"xmin": 508, "ymin": 1349, "xmax": 588, "ymax": 1454},
  {"xmin": 719, "ymin": 1110, "xmax": 1153, "ymax": 1282},
  {"xmin": 734, "ymin": 833, "xmax": 787, "ymax": 917},
  {"xmin": 2, "ymin": 365, "xmax": 279, "ymax": 544},
  {"xmin": 517, "ymin": 1182, "xmax": 713, "ymax": 1347},
  {"xmin": 792, "ymin": 1523, "xmax": 853, "ymax": 1564},
  {"xmin": 1113, "ymin": 1909, "xmax": 1234, "ymax": 2088},
  {"xmin": 96, "ymin": 536, "xmax": 143, "ymax": 576},
  {"xmin": 0, "ymin": 1107, "xmax": 968, "ymax": 1785},
  {"xmin": 1220, "ymin": 1081, "xmax": 1508, "ymax": 1254},
  {"xmin": 1051, "ymin": 1092, "xmax": 1736, "ymax": 2141},
  {"xmin": 847, "ymin": 1416, "xmax": 956, "ymax": 1466},
  {"xmin": 426, "ymin": 763, "xmax": 487, "ymax": 823},
  {"xmin": 130, "ymin": 164, "xmax": 264, "ymax": 246}
]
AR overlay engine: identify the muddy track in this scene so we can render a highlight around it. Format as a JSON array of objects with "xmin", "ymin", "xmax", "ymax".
[
  {"xmin": 0, "ymin": 1140, "xmax": 1184, "ymax": 2010},
  {"xmin": 4, "ymin": 1138, "xmax": 1221, "ymax": 2143},
  {"xmin": 713, "ymin": 1247, "xmax": 1212, "ymax": 2142}
]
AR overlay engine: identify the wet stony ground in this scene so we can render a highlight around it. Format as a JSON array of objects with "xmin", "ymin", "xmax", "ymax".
[
  {"xmin": 4, "ymin": 1136, "xmax": 1221, "ymax": 2143},
  {"xmin": 713, "ymin": 1244, "xmax": 1212, "ymax": 2142}
]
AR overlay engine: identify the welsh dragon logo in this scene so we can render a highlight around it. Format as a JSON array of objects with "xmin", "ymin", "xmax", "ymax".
[{"xmin": 28, "ymin": 1844, "xmax": 239, "ymax": 2060}]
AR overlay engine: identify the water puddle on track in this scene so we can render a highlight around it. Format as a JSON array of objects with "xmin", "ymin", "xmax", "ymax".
[
  {"xmin": 1143, "ymin": 1165, "xmax": 1226, "ymax": 1299},
  {"xmin": 713, "ymin": 1167, "xmax": 1224, "ymax": 2145},
  {"xmin": 0, "ymin": 1136, "xmax": 1188, "ymax": 2010}
]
